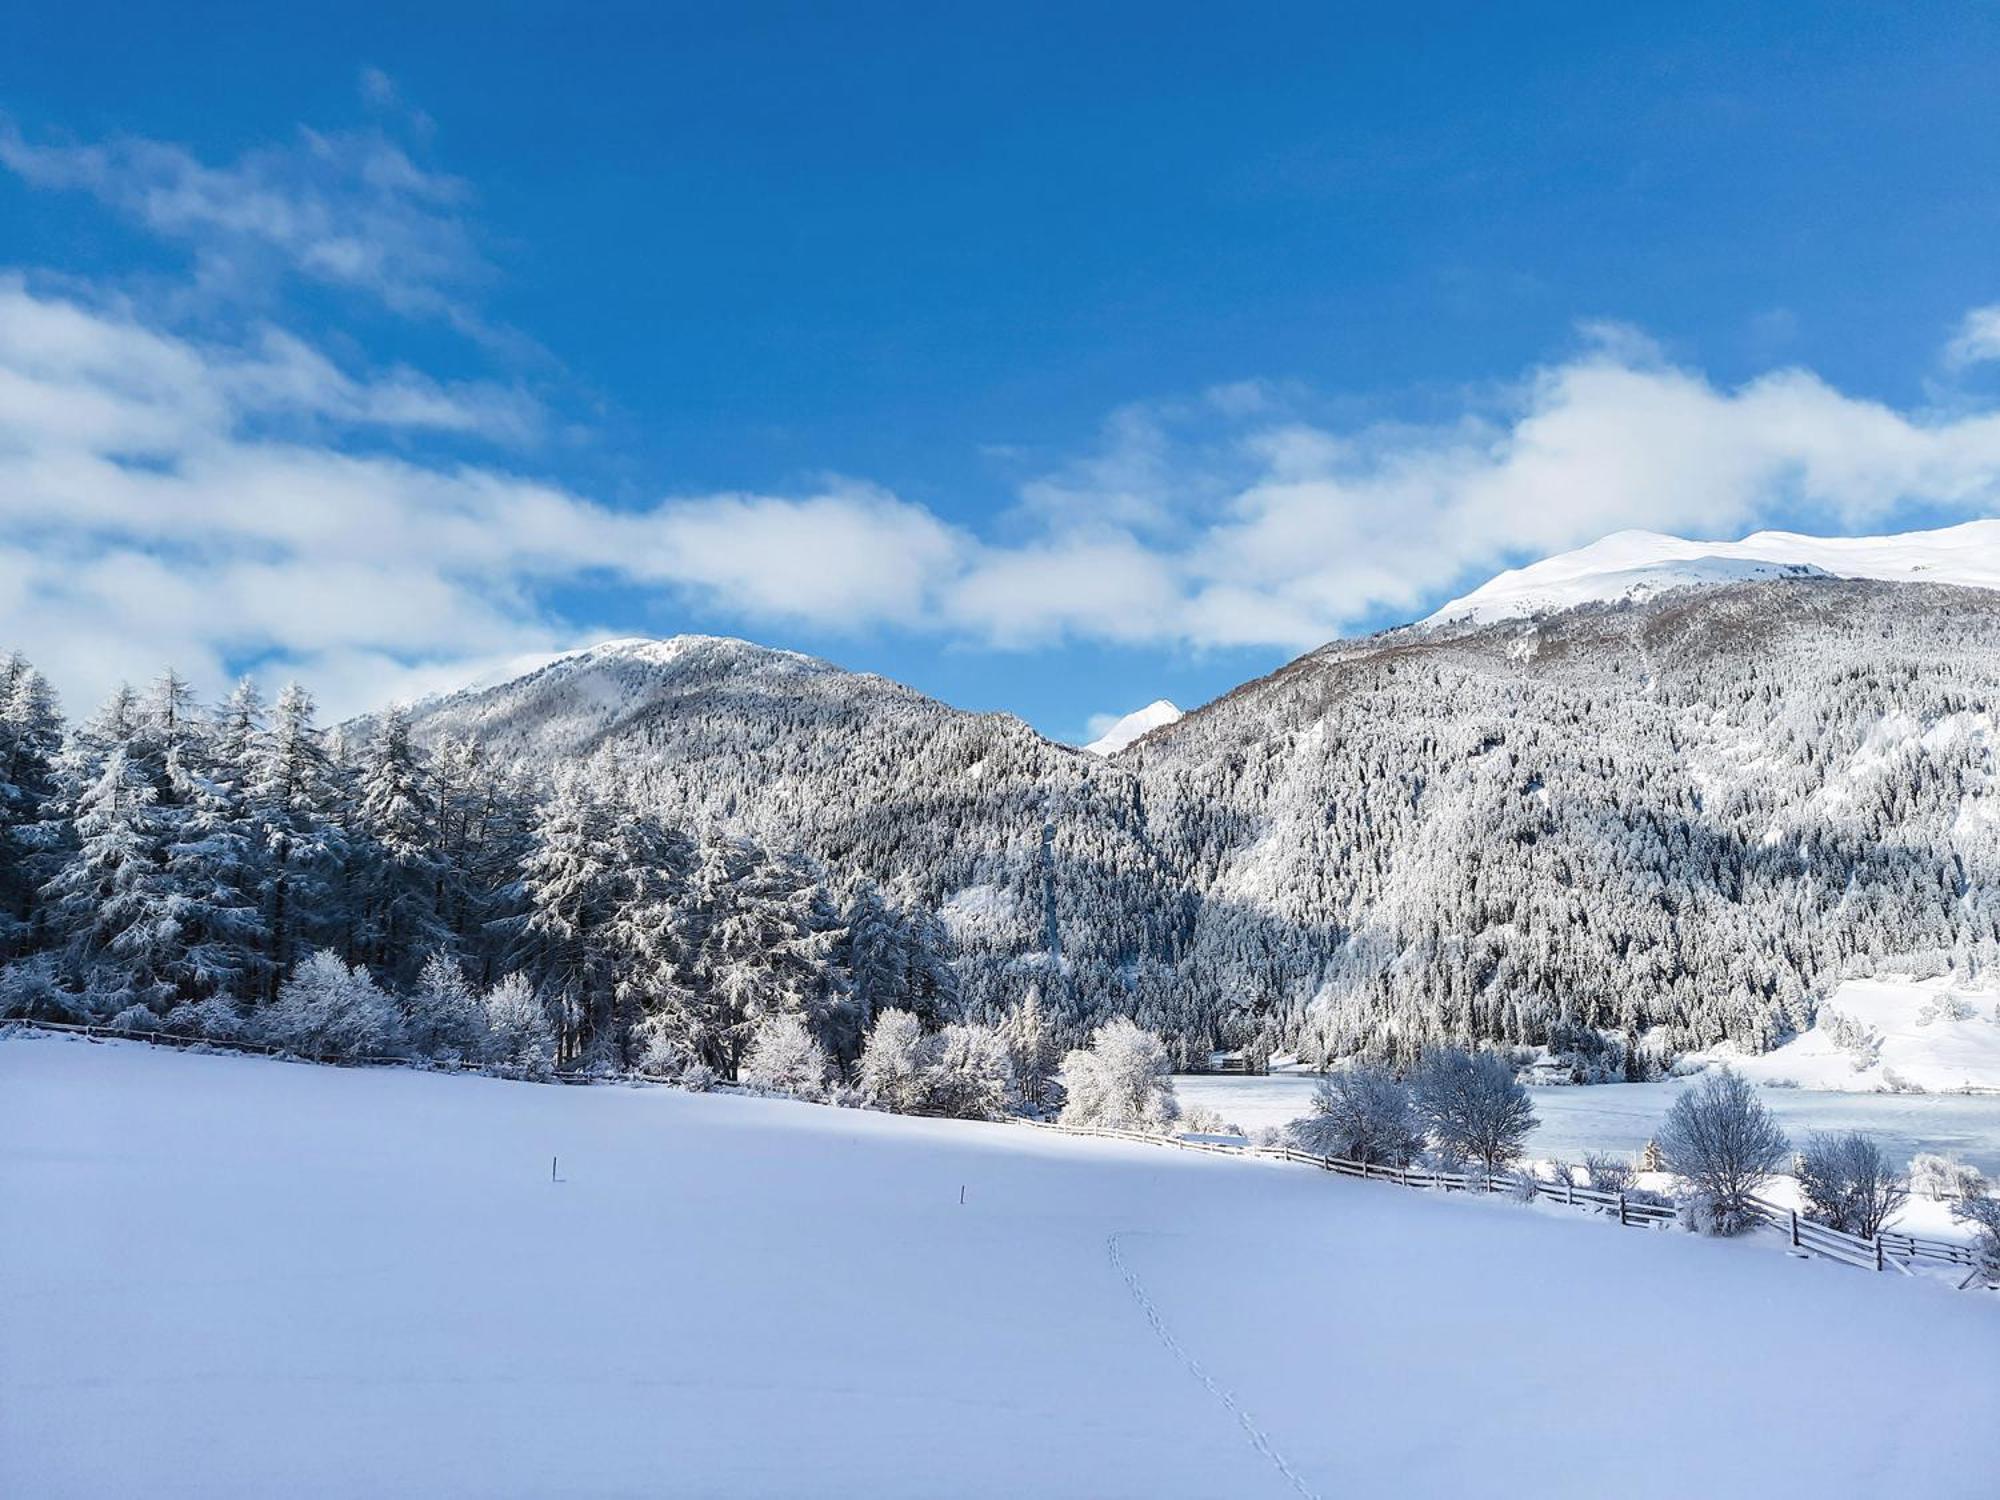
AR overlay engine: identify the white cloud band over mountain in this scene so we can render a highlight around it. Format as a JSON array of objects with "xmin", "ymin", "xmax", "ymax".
[{"xmin": 9, "ymin": 108, "xmax": 2000, "ymax": 715}]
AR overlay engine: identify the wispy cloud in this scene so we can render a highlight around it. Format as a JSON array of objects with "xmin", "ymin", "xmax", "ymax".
[
  {"xmin": 1946, "ymin": 305, "xmax": 2000, "ymax": 368},
  {"xmin": 0, "ymin": 102, "xmax": 487, "ymax": 331}
]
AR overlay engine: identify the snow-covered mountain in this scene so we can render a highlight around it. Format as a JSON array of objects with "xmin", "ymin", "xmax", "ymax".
[
  {"xmin": 385, "ymin": 535, "xmax": 2000, "ymax": 1067},
  {"xmin": 1424, "ymin": 520, "xmax": 2000, "ymax": 627},
  {"xmin": 1083, "ymin": 700, "xmax": 1182, "ymax": 756}
]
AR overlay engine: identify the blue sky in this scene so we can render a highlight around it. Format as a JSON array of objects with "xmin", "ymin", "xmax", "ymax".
[{"xmin": 5, "ymin": 4, "xmax": 2000, "ymax": 737}]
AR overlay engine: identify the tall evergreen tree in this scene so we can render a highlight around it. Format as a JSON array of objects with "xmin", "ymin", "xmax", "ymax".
[{"xmin": 250, "ymin": 684, "xmax": 346, "ymax": 996}]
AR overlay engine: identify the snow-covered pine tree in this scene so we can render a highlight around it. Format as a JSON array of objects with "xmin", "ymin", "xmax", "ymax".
[
  {"xmin": 0, "ymin": 655, "xmax": 63, "ymax": 957},
  {"xmin": 250, "ymin": 684, "xmax": 348, "ymax": 996},
  {"xmin": 520, "ymin": 767, "xmax": 616, "ymax": 1066},
  {"xmin": 41, "ymin": 745, "xmax": 181, "ymax": 1014},
  {"xmin": 1005, "ymin": 982, "xmax": 1060, "ymax": 1110},
  {"xmin": 351, "ymin": 706, "xmax": 445, "ymax": 981}
]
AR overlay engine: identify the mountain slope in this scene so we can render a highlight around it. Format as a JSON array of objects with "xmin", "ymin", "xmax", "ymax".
[
  {"xmin": 396, "ymin": 634, "xmax": 1178, "ymax": 1024},
  {"xmin": 1425, "ymin": 520, "xmax": 2000, "ymax": 627},
  {"xmin": 391, "ymin": 569, "xmax": 2000, "ymax": 1065},
  {"xmin": 1125, "ymin": 577, "xmax": 2000, "ymax": 1060}
]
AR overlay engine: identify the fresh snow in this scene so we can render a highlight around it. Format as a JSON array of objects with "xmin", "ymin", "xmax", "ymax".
[
  {"xmin": 1083, "ymin": 699, "xmax": 1183, "ymax": 756},
  {"xmin": 1705, "ymin": 975, "xmax": 2000, "ymax": 1095},
  {"xmin": 1424, "ymin": 519, "xmax": 2000, "ymax": 627},
  {"xmin": 5, "ymin": 1039, "xmax": 1998, "ymax": 1499}
]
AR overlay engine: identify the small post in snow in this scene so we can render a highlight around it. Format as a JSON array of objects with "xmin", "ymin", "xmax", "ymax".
[
  {"xmin": 552, "ymin": 1155, "xmax": 562, "ymax": 1185},
  {"xmin": 959, "ymin": 1184, "xmax": 966, "ymax": 1205}
]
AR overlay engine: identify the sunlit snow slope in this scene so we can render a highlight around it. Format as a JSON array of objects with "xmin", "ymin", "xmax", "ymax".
[
  {"xmin": 1711, "ymin": 975, "xmax": 2000, "ymax": 1093},
  {"xmin": 4, "ymin": 1038, "xmax": 1996, "ymax": 1499},
  {"xmin": 1084, "ymin": 699, "xmax": 1184, "ymax": 756},
  {"xmin": 1425, "ymin": 520, "xmax": 2000, "ymax": 626}
]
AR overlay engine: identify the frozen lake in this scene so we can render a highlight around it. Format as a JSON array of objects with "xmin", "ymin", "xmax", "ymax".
[{"xmin": 1176, "ymin": 1071, "xmax": 2000, "ymax": 1175}]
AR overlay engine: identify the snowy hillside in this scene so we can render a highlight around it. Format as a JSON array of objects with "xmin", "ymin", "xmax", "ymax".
[
  {"xmin": 1084, "ymin": 698, "xmax": 1183, "ymax": 756},
  {"xmin": 355, "ymin": 575, "xmax": 2000, "ymax": 1067},
  {"xmin": 1425, "ymin": 520, "xmax": 2000, "ymax": 627},
  {"xmin": 1710, "ymin": 976, "xmax": 2000, "ymax": 1093},
  {"xmin": 6, "ymin": 1037, "xmax": 1996, "ymax": 1498}
]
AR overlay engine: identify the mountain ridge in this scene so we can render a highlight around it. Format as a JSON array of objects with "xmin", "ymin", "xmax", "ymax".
[
  {"xmin": 1423, "ymin": 519, "xmax": 2000, "ymax": 628},
  {"xmin": 378, "ymin": 534, "xmax": 2000, "ymax": 1066}
]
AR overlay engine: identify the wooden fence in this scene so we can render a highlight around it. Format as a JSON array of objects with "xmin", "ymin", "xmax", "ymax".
[{"xmin": 1032, "ymin": 1120, "xmax": 1986, "ymax": 1283}]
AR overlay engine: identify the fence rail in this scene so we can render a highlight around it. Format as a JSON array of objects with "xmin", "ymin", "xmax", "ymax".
[{"xmin": 1027, "ymin": 1118, "xmax": 1981, "ymax": 1283}]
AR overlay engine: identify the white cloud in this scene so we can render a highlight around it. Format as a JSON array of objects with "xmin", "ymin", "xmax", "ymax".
[
  {"xmin": 9, "ymin": 268, "xmax": 2000, "ymax": 720},
  {"xmin": 0, "ymin": 281, "xmax": 974, "ymax": 714},
  {"xmin": 0, "ymin": 116, "xmax": 485, "ymax": 328},
  {"xmin": 1947, "ymin": 305, "xmax": 2000, "ymax": 369}
]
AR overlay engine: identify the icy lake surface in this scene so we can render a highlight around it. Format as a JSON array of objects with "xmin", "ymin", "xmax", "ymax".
[{"xmin": 1176, "ymin": 1071, "xmax": 2000, "ymax": 1173}]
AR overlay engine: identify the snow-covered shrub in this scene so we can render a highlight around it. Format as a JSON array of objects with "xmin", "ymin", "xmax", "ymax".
[
  {"xmin": 262, "ymin": 951, "xmax": 405, "ymax": 1061},
  {"xmin": 1910, "ymin": 1153, "xmax": 1985, "ymax": 1201},
  {"xmin": 0, "ymin": 955, "xmax": 83, "ymax": 1022},
  {"xmin": 482, "ymin": 972, "xmax": 556, "ymax": 1080},
  {"xmin": 1654, "ymin": 1068, "xmax": 1789, "ymax": 1235},
  {"xmin": 854, "ymin": 1013, "xmax": 1015, "ymax": 1119},
  {"xmin": 405, "ymin": 951, "xmax": 488, "ymax": 1063},
  {"xmin": 926, "ymin": 1021, "xmax": 1014, "ymax": 1120},
  {"xmin": 629, "ymin": 1011, "xmax": 694, "ymax": 1078},
  {"xmin": 107, "ymin": 1002, "xmax": 160, "ymax": 1033},
  {"xmin": 857, "ymin": 1009, "xmax": 933, "ymax": 1113},
  {"xmin": 1409, "ymin": 1047, "xmax": 1535, "ymax": 1171},
  {"xmin": 160, "ymin": 996, "xmax": 246, "ymax": 1042},
  {"xmin": 1916, "ymin": 992, "xmax": 1976, "ymax": 1026},
  {"xmin": 1797, "ymin": 1131, "xmax": 1908, "ymax": 1237},
  {"xmin": 677, "ymin": 1060, "xmax": 717, "ymax": 1093},
  {"xmin": 1820, "ymin": 1009, "xmax": 1882, "ymax": 1069},
  {"xmin": 740, "ymin": 1013, "xmax": 830, "ymax": 1100},
  {"xmin": 1951, "ymin": 1187, "xmax": 2000, "ymax": 1283},
  {"xmin": 1507, "ymin": 1166, "xmax": 1542, "ymax": 1203},
  {"xmin": 1178, "ymin": 1104, "xmax": 1240, "ymax": 1137},
  {"xmin": 1581, "ymin": 1151, "xmax": 1636, "ymax": 1195},
  {"xmin": 1059, "ymin": 1018, "xmax": 1179, "ymax": 1132},
  {"xmin": 1288, "ymin": 1065, "xmax": 1423, "ymax": 1166}
]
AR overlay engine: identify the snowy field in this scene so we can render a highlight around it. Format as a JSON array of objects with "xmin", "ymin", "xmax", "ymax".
[
  {"xmin": 1179, "ymin": 1072, "xmax": 2000, "ymax": 1176},
  {"xmin": 5, "ymin": 1037, "xmax": 1998, "ymax": 1499}
]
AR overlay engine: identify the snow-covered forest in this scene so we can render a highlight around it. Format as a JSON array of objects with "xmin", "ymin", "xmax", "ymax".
[
  {"xmin": 7, "ymin": 575, "xmax": 2000, "ymax": 1074},
  {"xmin": 0, "ymin": 652, "xmax": 964, "ymax": 1078}
]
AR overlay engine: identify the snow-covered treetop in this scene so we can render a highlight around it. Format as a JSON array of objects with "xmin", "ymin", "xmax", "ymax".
[
  {"xmin": 1422, "ymin": 519, "xmax": 2000, "ymax": 629},
  {"xmin": 1083, "ymin": 700, "xmax": 1183, "ymax": 757}
]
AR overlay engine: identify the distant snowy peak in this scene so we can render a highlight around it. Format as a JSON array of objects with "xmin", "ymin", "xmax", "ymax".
[
  {"xmin": 426, "ymin": 634, "xmax": 842, "ymax": 708},
  {"xmin": 1423, "ymin": 520, "xmax": 2000, "ymax": 628},
  {"xmin": 1084, "ymin": 699, "xmax": 1183, "ymax": 756}
]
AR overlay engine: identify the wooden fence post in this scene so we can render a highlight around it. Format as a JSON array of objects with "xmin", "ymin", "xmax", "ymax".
[
  {"xmin": 1617, "ymin": 1192, "xmax": 1627, "ymax": 1227},
  {"xmin": 1790, "ymin": 1210, "xmax": 1800, "ymax": 1250}
]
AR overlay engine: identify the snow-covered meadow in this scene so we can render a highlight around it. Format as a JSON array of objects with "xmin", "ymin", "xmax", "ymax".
[{"xmin": 5, "ymin": 1036, "xmax": 1997, "ymax": 1498}]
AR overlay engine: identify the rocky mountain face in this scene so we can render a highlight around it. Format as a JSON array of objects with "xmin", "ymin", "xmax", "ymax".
[{"xmin": 394, "ymin": 579, "xmax": 2000, "ymax": 1066}]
